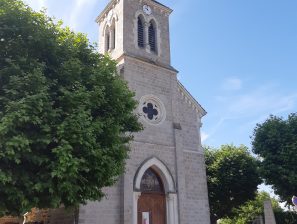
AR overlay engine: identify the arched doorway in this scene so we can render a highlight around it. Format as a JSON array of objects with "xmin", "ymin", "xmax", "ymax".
[
  {"xmin": 133, "ymin": 157, "xmax": 179, "ymax": 224},
  {"xmin": 137, "ymin": 168, "xmax": 166, "ymax": 224}
]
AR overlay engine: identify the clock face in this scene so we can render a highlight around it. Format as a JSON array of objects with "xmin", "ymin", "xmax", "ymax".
[{"xmin": 143, "ymin": 5, "xmax": 152, "ymax": 15}]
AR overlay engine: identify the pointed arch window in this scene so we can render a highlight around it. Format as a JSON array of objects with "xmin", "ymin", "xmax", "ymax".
[
  {"xmin": 140, "ymin": 168, "xmax": 164, "ymax": 193},
  {"xmin": 148, "ymin": 21, "xmax": 156, "ymax": 52},
  {"xmin": 138, "ymin": 16, "xmax": 144, "ymax": 48},
  {"xmin": 105, "ymin": 26, "xmax": 110, "ymax": 52},
  {"xmin": 112, "ymin": 25, "xmax": 116, "ymax": 49},
  {"xmin": 110, "ymin": 19, "xmax": 116, "ymax": 50}
]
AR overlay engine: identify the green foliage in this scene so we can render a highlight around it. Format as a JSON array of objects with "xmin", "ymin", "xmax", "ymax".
[
  {"xmin": 252, "ymin": 113, "xmax": 297, "ymax": 204},
  {"xmin": 205, "ymin": 145, "xmax": 261, "ymax": 223},
  {"xmin": 220, "ymin": 192, "xmax": 281, "ymax": 224},
  {"xmin": 0, "ymin": 0, "xmax": 141, "ymax": 216},
  {"xmin": 275, "ymin": 210, "xmax": 297, "ymax": 224}
]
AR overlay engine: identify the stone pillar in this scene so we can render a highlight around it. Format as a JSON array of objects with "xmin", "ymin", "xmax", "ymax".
[
  {"xmin": 144, "ymin": 22, "xmax": 150, "ymax": 52},
  {"xmin": 166, "ymin": 193, "xmax": 179, "ymax": 224},
  {"xmin": 264, "ymin": 200, "xmax": 276, "ymax": 224},
  {"xmin": 133, "ymin": 192, "xmax": 141, "ymax": 224}
]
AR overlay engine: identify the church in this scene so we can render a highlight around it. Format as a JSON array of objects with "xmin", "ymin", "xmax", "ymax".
[
  {"xmin": 0, "ymin": 0, "xmax": 210, "ymax": 223},
  {"xmin": 77, "ymin": 0, "xmax": 211, "ymax": 223}
]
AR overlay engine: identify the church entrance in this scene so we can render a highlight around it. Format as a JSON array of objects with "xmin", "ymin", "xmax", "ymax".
[{"xmin": 137, "ymin": 168, "xmax": 166, "ymax": 224}]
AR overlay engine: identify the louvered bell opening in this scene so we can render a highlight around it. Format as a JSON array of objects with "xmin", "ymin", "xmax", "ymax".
[
  {"xmin": 138, "ymin": 18, "xmax": 144, "ymax": 48},
  {"xmin": 149, "ymin": 23, "xmax": 156, "ymax": 52}
]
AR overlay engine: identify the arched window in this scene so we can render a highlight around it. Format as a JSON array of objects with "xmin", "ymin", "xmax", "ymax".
[
  {"xmin": 138, "ymin": 16, "xmax": 144, "ymax": 48},
  {"xmin": 148, "ymin": 21, "xmax": 156, "ymax": 52},
  {"xmin": 105, "ymin": 26, "xmax": 110, "ymax": 52},
  {"xmin": 111, "ymin": 19, "xmax": 116, "ymax": 50},
  {"xmin": 112, "ymin": 26, "xmax": 116, "ymax": 49},
  {"xmin": 140, "ymin": 168, "xmax": 164, "ymax": 193}
]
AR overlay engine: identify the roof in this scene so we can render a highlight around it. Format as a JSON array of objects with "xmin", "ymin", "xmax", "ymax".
[
  {"xmin": 152, "ymin": 0, "xmax": 172, "ymax": 11},
  {"xmin": 96, "ymin": 0, "xmax": 118, "ymax": 23},
  {"xmin": 177, "ymin": 81, "xmax": 207, "ymax": 118}
]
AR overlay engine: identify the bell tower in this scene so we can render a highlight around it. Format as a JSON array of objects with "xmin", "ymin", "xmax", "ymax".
[{"xmin": 96, "ymin": 0, "xmax": 172, "ymax": 67}]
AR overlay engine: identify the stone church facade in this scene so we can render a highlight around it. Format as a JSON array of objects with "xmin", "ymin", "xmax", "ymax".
[
  {"xmin": 78, "ymin": 0, "xmax": 210, "ymax": 224},
  {"xmin": 0, "ymin": 0, "xmax": 210, "ymax": 224}
]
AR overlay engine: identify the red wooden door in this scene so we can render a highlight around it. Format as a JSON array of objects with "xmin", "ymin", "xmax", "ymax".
[{"xmin": 137, "ymin": 193, "xmax": 166, "ymax": 224}]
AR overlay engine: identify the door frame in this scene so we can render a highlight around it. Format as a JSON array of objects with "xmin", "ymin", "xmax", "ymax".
[{"xmin": 133, "ymin": 157, "xmax": 179, "ymax": 224}]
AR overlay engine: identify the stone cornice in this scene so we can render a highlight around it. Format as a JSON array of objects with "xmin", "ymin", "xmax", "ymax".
[
  {"xmin": 117, "ymin": 53, "xmax": 179, "ymax": 74},
  {"xmin": 142, "ymin": 0, "xmax": 173, "ymax": 14},
  {"xmin": 96, "ymin": 0, "xmax": 120, "ymax": 23},
  {"xmin": 177, "ymin": 81, "xmax": 207, "ymax": 118}
]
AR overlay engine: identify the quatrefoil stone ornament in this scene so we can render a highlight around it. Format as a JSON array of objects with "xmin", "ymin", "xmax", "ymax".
[
  {"xmin": 143, "ymin": 103, "xmax": 158, "ymax": 120},
  {"xmin": 139, "ymin": 95, "xmax": 166, "ymax": 125}
]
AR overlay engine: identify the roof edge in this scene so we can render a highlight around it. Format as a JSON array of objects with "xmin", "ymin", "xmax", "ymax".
[
  {"xmin": 96, "ymin": 0, "xmax": 119, "ymax": 23},
  {"xmin": 117, "ymin": 53, "xmax": 179, "ymax": 73},
  {"xmin": 150, "ymin": 0, "xmax": 173, "ymax": 13},
  {"xmin": 177, "ymin": 81, "xmax": 207, "ymax": 118}
]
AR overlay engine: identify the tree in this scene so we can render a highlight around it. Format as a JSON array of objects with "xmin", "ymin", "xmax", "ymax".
[
  {"xmin": 220, "ymin": 191, "xmax": 297, "ymax": 224},
  {"xmin": 205, "ymin": 145, "xmax": 261, "ymax": 223},
  {"xmin": 0, "ymin": 0, "xmax": 141, "ymax": 216},
  {"xmin": 274, "ymin": 210, "xmax": 297, "ymax": 224},
  {"xmin": 252, "ymin": 113, "xmax": 297, "ymax": 204},
  {"xmin": 220, "ymin": 191, "xmax": 282, "ymax": 224}
]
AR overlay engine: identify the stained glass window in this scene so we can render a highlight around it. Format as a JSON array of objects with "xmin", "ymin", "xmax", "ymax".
[
  {"xmin": 140, "ymin": 168, "xmax": 164, "ymax": 193},
  {"xmin": 139, "ymin": 95, "xmax": 166, "ymax": 125}
]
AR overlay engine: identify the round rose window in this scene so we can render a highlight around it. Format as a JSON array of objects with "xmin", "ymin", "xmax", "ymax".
[{"xmin": 139, "ymin": 95, "xmax": 166, "ymax": 125}]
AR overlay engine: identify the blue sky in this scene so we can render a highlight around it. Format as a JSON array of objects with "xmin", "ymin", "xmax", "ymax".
[{"xmin": 24, "ymin": 0, "xmax": 297, "ymax": 149}]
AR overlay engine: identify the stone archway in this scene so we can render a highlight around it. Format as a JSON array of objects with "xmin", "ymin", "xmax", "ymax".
[{"xmin": 133, "ymin": 157, "xmax": 179, "ymax": 224}]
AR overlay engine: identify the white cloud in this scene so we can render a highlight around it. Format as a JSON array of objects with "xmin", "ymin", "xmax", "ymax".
[
  {"xmin": 202, "ymin": 115, "xmax": 241, "ymax": 144},
  {"xmin": 222, "ymin": 77, "xmax": 242, "ymax": 91},
  {"xmin": 207, "ymin": 84, "xmax": 297, "ymax": 142},
  {"xmin": 225, "ymin": 89, "xmax": 297, "ymax": 117},
  {"xmin": 24, "ymin": 0, "xmax": 47, "ymax": 11},
  {"xmin": 201, "ymin": 131, "xmax": 209, "ymax": 143}
]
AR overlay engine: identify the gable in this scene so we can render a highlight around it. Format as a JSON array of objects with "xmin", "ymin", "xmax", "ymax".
[{"xmin": 177, "ymin": 81, "xmax": 207, "ymax": 119}]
